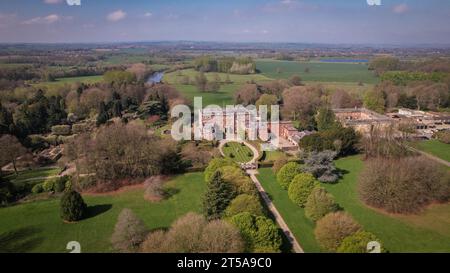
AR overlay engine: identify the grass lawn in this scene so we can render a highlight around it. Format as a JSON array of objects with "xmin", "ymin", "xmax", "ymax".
[
  {"xmin": 261, "ymin": 150, "xmax": 287, "ymax": 162},
  {"xmin": 257, "ymin": 168, "xmax": 321, "ymax": 252},
  {"xmin": 165, "ymin": 69, "xmax": 273, "ymax": 106},
  {"xmin": 5, "ymin": 167, "xmax": 61, "ymax": 187},
  {"xmin": 256, "ymin": 59, "xmax": 378, "ymax": 84},
  {"xmin": 34, "ymin": 75, "xmax": 104, "ymax": 88},
  {"xmin": 258, "ymin": 156, "xmax": 450, "ymax": 253},
  {"xmin": 411, "ymin": 140, "xmax": 450, "ymax": 162},
  {"xmin": 0, "ymin": 172, "xmax": 205, "ymax": 253},
  {"xmin": 222, "ymin": 142, "xmax": 254, "ymax": 163},
  {"xmin": 324, "ymin": 156, "xmax": 450, "ymax": 253}
]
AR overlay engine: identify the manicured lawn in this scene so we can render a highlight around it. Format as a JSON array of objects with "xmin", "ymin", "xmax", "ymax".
[
  {"xmin": 324, "ymin": 156, "xmax": 450, "ymax": 253},
  {"xmin": 258, "ymin": 156, "xmax": 450, "ymax": 253},
  {"xmin": 261, "ymin": 150, "xmax": 286, "ymax": 162},
  {"xmin": 411, "ymin": 140, "xmax": 450, "ymax": 162},
  {"xmin": 5, "ymin": 167, "xmax": 61, "ymax": 187},
  {"xmin": 256, "ymin": 59, "xmax": 378, "ymax": 84},
  {"xmin": 0, "ymin": 172, "xmax": 205, "ymax": 253},
  {"xmin": 222, "ymin": 142, "xmax": 254, "ymax": 163},
  {"xmin": 257, "ymin": 168, "xmax": 321, "ymax": 252}
]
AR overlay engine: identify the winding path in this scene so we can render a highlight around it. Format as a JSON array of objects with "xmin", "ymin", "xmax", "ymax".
[{"xmin": 219, "ymin": 140, "xmax": 305, "ymax": 253}]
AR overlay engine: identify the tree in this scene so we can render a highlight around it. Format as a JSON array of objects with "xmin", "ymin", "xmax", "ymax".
[
  {"xmin": 282, "ymin": 86, "xmax": 323, "ymax": 129},
  {"xmin": 225, "ymin": 194, "xmax": 264, "ymax": 218},
  {"xmin": 287, "ymin": 173, "xmax": 319, "ymax": 207},
  {"xmin": 302, "ymin": 150, "xmax": 339, "ymax": 183},
  {"xmin": 359, "ymin": 156, "xmax": 449, "ymax": 214},
  {"xmin": 315, "ymin": 107, "xmax": 339, "ymax": 131},
  {"xmin": 60, "ymin": 190, "xmax": 87, "ymax": 222},
  {"xmin": 305, "ymin": 187, "xmax": 339, "ymax": 222},
  {"xmin": 289, "ymin": 75, "xmax": 302, "ymax": 86},
  {"xmin": 256, "ymin": 94, "xmax": 278, "ymax": 116},
  {"xmin": 203, "ymin": 171, "xmax": 236, "ymax": 220},
  {"xmin": 331, "ymin": 89, "xmax": 359, "ymax": 109},
  {"xmin": 230, "ymin": 212, "xmax": 282, "ymax": 253},
  {"xmin": 0, "ymin": 102, "xmax": 14, "ymax": 135},
  {"xmin": 0, "ymin": 135, "xmax": 27, "ymax": 175},
  {"xmin": 314, "ymin": 212, "xmax": 361, "ymax": 252},
  {"xmin": 141, "ymin": 213, "xmax": 245, "ymax": 253},
  {"xmin": 276, "ymin": 162, "xmax": 302, "ymax": 190},
  {"xmin": 195, "ymin": 72, "xmax": 208, "ymax": 92},
  {"xmin": 272, "ymin": 156, "xmax": 288, "ymax": 173},
  {"xmin": 143, "ymin": 176, "xmax": 165, "ymax": 202},
  {"xmin": 364, "ymin": 89, "xmax": 385, "ymax": 113},
  {"xmin": 96, "ymin": 101, "xmax": 109, "ymax": 126},
  {"xmin": 299, "ymin": 127, "xmax": 359, "ymax": 156},
  {"xmin": 111, "ymin": 208, "xmax": 148, "ymax": 253},
  {"xmin": 204, "ymin": 158, "xmax": 237, "ymax": 182},
  {"xmin": 234, "ymin": 84, "xmax": 261, "ymax": 105},
  {"xmin": 337, "ymin": 231, "xmax": 384, "ymax": 253}
]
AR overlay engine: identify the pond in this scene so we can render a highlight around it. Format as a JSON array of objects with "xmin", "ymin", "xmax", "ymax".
[{"xmin": 147, "ymin": 72, "xmax": 164, "ymax": 84}]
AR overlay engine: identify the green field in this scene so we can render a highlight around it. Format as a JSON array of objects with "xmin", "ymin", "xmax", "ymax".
[
  {"xmin": 411, "ymin": 140, "xmax": 450, "ymax": 162},
  {"xmin": 0, "ymin": 172, "xmax": 205, "ymax": 253},
  {"xmin": 256, "ymin": 59, "xmax": 378, "ymax": 84},
  {"xmin": 222, "ymin": 142, "xmax": 254, "ymax": 163},
  {"xmin": 165, "ymin": 69, "xmax": 272, "ymax": 106},
  {"xmin": 34, "ymin": 75, "xmax": 104, "ymax": 88},
  {"xmin": 257, "ymin": 156, "xmax": 450, "ymax": 253},
  {"xmin": 5, "ymin": 167, "xmax": 61, "ymax": 187}
]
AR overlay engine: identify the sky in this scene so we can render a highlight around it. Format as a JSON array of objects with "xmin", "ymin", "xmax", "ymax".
[{"xmin": 0, "ymin": 0, "xmax": 449, "ymax": 45}]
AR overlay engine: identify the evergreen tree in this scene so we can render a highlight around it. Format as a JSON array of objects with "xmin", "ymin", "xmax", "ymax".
[
  {"xmin": 96, "ymin": 101, "xmax": 109, "ymax": 126},
  {"xmin": 0, "ymin": 102, "xmax": 13, "ymax": 134},
  {"xmin": 315, "ymin": 107, "xmax": 339, "ymax": 131},
  {"xmin": 60, "ymin": 190, "xmax": 87, "ymax": 222},
  {"xmin": 202, "ymin": 171, "xmax": 236, "ymax": 220}
]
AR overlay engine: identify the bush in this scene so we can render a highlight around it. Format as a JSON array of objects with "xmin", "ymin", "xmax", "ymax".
[
  {"xmin": 54, "ymin": 176, "xmax": 69, "ymax": 193},
  {"xmin": 0, "ymin": 180, "xmax": 15, "ymax": 205},
  {"xmin": 288, "ymin": 173, "xmax": 319, "ymax": 207},
  {"xmin": 272, "ymin": 156, "xmax": 289, "ymax": 174},
  {"xmin": 43, "ymin": 179, "xmax": 56, "ymax": 192},
  {"xmin": 225, "ymin": 194, "xmax": 264, "ymax": 218},
  {"xmin": 60, "ymin": 190, "xmax": 87, "ymax": 222},
  {"xmin": 141, "ymin": 213, "xmax": 245, "ymax": 253},
  {"xmin": 435, "ymin": 130, "xmax": 450, "ymax": 144},
  {"xmin": 302, "ymin": 150, "xmax": 339, "ymax": 183},
  {"xmin": 359, "ymin": 156, "xmax": 450, "ymax": 214},
  {"xmin": 314, "ymin": 212, "xmax": 361, "ymax": 252},
  {"xmin": 230, "ymin": 212, "xmax": 282, "ymax": 253},
  {"xmin": 51, "ymin": 125, "xmax": 71, "ymax": 136},
  {"xmin": 111, "ymin": 208, "xmax": 148, "ymax": 253},
  {"xmin": 337, "ymin": 231, "xmax": 384, "ymax": 253},
  {"xmin": 305, "ymin": 187, "xmax": 339, "ymax": 222},
  {"xmin": 204, "ymin": 158, "xmax": 237, "ymax": 182},
  {"xmin": 143, "ymin": 176, "xmax": 165, "ymax": 202},
  {"xmin": 31, "ymin": 183, "xmax": 44, "ymax": 194},
  {"xmin": 276, "ymin": 162, "xmax": 301, "ymax": 190}
]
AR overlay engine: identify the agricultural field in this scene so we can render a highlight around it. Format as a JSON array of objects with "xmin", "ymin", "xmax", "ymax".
[
  {"xmin": 256, "ymin": 59, "xmax": 378, "ymax": 84},
  {"xmin": 410, "ymin": 140, "xmax": 450, "ymax": 162},
  {"xmin": 257, "ymin": 156, "xmax": 450, "ymax": 253},
  {"xmin": 222, "ymin": 142, "xmax": 254, "ymax": 163},
  {"xmin": 0, "ymin": 172, "xmax": 205, "ymax": 253}
]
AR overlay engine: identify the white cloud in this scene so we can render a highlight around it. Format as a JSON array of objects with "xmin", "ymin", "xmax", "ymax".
[
  {"xmin": 144, "ymin": 12, "xmax": 152, "ymax": 17},
  {"xmin": 393, "ymin": 4, "xmax": 409, "ymax": 14},
  {"xmin": 281, "ymin": 0, "xmax": 298, "ymax": 5},
  {"xmin": 22, "ymin": 14, "xmax": 61, "ymax": 25},
  {"xmin": 107, "ymin": 10, "xmax": 127, "ymax": 22},
  {"xmin": 43, "ymin": 0, "xmax": 63, "ymax": 4}
]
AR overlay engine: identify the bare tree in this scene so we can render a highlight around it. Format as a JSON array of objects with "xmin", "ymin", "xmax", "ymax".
[{"xmin": 0, "ymin": 135, "xmax": 27, "ymax": 175}]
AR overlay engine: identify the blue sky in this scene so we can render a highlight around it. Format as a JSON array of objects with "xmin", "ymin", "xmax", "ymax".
[{"xmin": 0, "ymin": 0, "xmax": 449, "ymax": 44}]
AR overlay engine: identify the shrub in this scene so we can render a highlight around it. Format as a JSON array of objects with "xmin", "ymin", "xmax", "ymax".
[
  {"xmin": 288, "ymin": 173, "xmax": 319, "ymax": 207},
  {"xmin": 302, "ymin": 150, "xmax": 339, "ymax": 183},
  {"xmin": 31, "ymin": 183, "xmax": 44, "ymax": 194},
  {"xmin": 111, "ymin": 208, "xmax": 148, "ymax": 253},
  {"xmin": 51, "ymin": 125, "xmax": 71, "ymax": 136},
  {"xmin": 203, "ymin": 171, "xmax": 236, "ymax": 220},
  {"xmin": 54, "ymin": 176, "xmax": 69, "ymax": 193},
  {"xmin": 337, "ymin": 231, "xmax": 384, "ymax": 253},
  {"xmin": 276, "ymin": 162, "xmax": 301, "ymax": 190},
  {"xmin": 60, "ymin": 190, "xmax": 87, "ymax": 222},
  {"xmin": 230, "ymin": 212, "xmax": 282, "ymax": 253},
  {"xmin": 143, "ymin": 176, "xmax": 165, "ymax": 202},
  {"xmin": 0, "ymin": 179, "xmax": 15, "ymax": 205},
  {"xmin": 272, "ymin": 156, "xmax": 289, "ymax": 173},
  {"xmin": 43, "ymin": 179, "xmax": 56, "ymax": 192},
  {"xmin": 314, "ymin": 212, "xmax": 361, "ymax": 252},
  {"xmin": 359, "ymin": 156, "xmax": 450, "ymax": 214},
  {"xmin": 229, "ymin": 153, "xmax": 235, "ymax": 158},
  {"xmin": 141, "ymin": 213, "xmax": 245, "ymax": 253},
  {"xmin": 435, "ymin": 130, "xmax": 450, "ymax": 144},
  {"xmin": 204, "ymin": 158, "xmax": 237, "ymax": 182},
  {"xmin": 225, "ymin": 194, "xmax": 264, "ymax": 218},
  {"xmin": 305, "ymin": 187, "xmax": 339, "ymax": 222}
]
